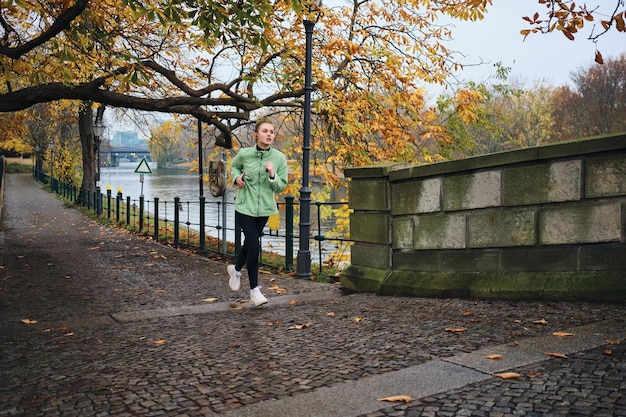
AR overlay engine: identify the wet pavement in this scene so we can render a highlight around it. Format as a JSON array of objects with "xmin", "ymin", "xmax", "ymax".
[{"xmin": 1, "ymin": 173, "xmax": 625, "ymax": 417}]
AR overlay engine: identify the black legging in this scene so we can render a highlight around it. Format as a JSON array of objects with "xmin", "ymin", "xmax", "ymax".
[{"xmin": 234, "ymin": 211, "xmax": 268, "ymax": 289}]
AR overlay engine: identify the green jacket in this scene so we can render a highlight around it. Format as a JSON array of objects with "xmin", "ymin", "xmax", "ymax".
[{"xmin": 231, "ymin": 146, "xmax": 288, "ymax": 217}]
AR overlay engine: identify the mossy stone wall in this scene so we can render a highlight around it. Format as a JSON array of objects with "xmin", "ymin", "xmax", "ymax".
[{"xmin": 341, "ymin": 133, "xmax": 626, "ymax": 302}]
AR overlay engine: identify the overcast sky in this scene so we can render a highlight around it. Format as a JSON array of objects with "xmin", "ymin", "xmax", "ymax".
[{"xmin": 440, "ymin": 1, "xmax": 625, "ymax": 90}]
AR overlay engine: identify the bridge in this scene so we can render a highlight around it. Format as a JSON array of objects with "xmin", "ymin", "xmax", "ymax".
[{"xmin": 101, "ymin": 146, "xmax": 151, "ymax": 166}]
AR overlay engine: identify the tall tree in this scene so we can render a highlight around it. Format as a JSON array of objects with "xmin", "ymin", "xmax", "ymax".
[{"xmin": 1, "ymin": 0, "xmax": 624, "ymax": 194}]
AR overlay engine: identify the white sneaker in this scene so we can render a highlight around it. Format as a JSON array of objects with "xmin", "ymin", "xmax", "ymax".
[
  {"xmin": 227, "ymin": 265, "xmax": 241, "ymax": 291},
  {"xmin": 250, "ymin": 286, "xmax": 268, "ymax": 307}
]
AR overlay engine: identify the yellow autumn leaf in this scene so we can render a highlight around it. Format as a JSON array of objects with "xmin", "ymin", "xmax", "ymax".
[
  {"xmin": 552, "ymin": 332, "xmax": 574, "ymax": 337},
  {"xmin": 545, "ymin": 352, "xmax": 569, "ymax": 359},
  {"xmin": 462, "ymin": 311, "xmax": 473, "ymax": 316},
  {"xmin": 354, "ymin": 316, "xmax": 362, "ymax": 323},
  {"xmin": 485, "ymin": 354, "xmax": 503, "ymax": 360},
  {"xmin": 493, "ymin": 372, "xmax": 521, "ymax": 379},
  {"xmin": 326, "ymin": 312, "xmax": 336, "ymax": 317},
  {"xmin": 289, "ymin": 300, "xmax": 297, "ymax": 305},
  {"xmin": 154, "ymin": 339, "xmax": 167, "ymax": 345},
  {"xmin": 155, "ymin": 289, "xmax": 167, "ymax": 293},
  {"xmin": 606, "ymin": 339, "xmax": 620, "ymax": 345},
  {"xmin": 533, "ymin": 319, "xmax": 548, "ymax": 325},
  {"xmin": 603, "ymin": 349, "xmax": 613, "ymax": 355},
  {"xmin": 201, "ymin": 297, "xmax": 218, "ymax": 302},
  {"xmin": 21, "ymin": 319, "xmax": 38, "ymax": 324},
  {"xmin": 378, "ymin": 395, "xmax": 412, "ymax": 403},
  {"xmin": 229, "ymin": 303, "xmax": 246, "ymax": 310}
]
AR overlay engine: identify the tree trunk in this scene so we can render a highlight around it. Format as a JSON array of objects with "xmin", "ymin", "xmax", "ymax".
[{"xmin": 78, "ymin": 103, "xmax": 97, "ymax": 199}]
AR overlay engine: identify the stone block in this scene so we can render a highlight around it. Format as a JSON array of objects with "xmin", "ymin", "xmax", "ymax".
[
  {"xmin": 381, "ymin": 271, "xmax": 475, "ymax": 298},
  {"xmin": 393, "ymin": 249, "xmax": 440, "ymax": 271},
  {"xmin": 438, "ymin": 249, "xmax": 501, "ymax": 272},
  {"xmin": 340, "ymin": 265, "xmax": 388, "ymax": 293},
  {"xmin": 585, "ymin": 154, "xmax": 626, "ymax": 198},
  {"xmin": 414, "ymin": 213, "xmax": 466, "ymax": 249},
  {"xmin": 392, "ymin": 217, "xmax": 413, "ymax": 249},
  {"xmin": 469, "ymin": 273, "xmax": 547, "ymax": 300},
  {"xmin": 467, "ymin": 208, "xmax": 537, "ymax": 248},
  {"xmin": 540, "ymin": 271, "xmax": 626, "ymax": 302},
  {"xmin": 391, "ymin": 177, "xmax": 441, "ymax": 215},
  {"xmin": 579, "ymin": 243, "xmax": 626, "ymax": 271},
  {"xmin": 443, "ymin": 170, "xmax": 501, "ymax": 211},
  {"xmin": 350, "ymin": 212, "xmax": 389, "ymax": 244},
  {"xmin": 540, "ymin": 202, "xmax": 622, "ymax": 245},
  {"xmin": 503, "ymin": 160, "xmax": 581, "ymax": 205},
  {"xmin": 348, "ymin": 178, "xmax": 389, "ymax": 211},
  {"xmin": 393, "ymin": 248, "xmax": 500, "ymax": 272},
  {"xmin": 351, "ymin": 242, "xmax": 390, "ymax": 270},
  {"xmin": 500, "ymin": 246, "xmax": 579, "ymax": 272}
]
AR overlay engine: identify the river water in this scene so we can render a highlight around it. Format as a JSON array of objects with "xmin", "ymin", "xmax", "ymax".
[{"xmin": 100, "ymin": 162, "xmax": 345, "ymax": 263}]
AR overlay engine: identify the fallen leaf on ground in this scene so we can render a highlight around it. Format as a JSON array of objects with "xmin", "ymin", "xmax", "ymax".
[
  {"xmin": 269, "ymin": 284, "xmax": 287, "ymax": 294},
  {"xmin": 229, "ymin": 303, "xmax": 246, "ymax": 310},
  {"xmin": 603, "ymin": 349, "xmax": 613, "ymax": 355},
  {"xmin": 493, "ymin": 372, "xmax": 521, "ymax": 379},
  {"xmin": 20, "ymin": 319, "xmax": 38, "ymax": 324},
  {"xmin": 326, "ymin": 312, "xmax": 336, "ymax": 317},
  {"xmin": 445, "ymin": 327, "xmax": 467, "ymax": 333},
  {"xmin": 533, "ymin": 319, "xmax": 548, "ymax": 325},
  {"xmin": 528, "ymin": 371, "xmax": 542, "ymax": 378},
  {"xmin": 155, "ymin": 289, "xmax": 167, "ymax": 293},
  {"xmin": 378, "ymin": 395, "xmax": 412, "ymax": 403},
  {"xmin": 201, "ymin": 297, "xmax": 218, "ymax": 302},
  {"xmin": 287, "ymin": 322, "xmax": 315, "ymax": 330},
  {"xmin": 154, "ymin": 339, "xmax": 167, "ymax": 345},
  {"xmin": 552, "ymin": 332, "xmax": 574, "ymax": 337},
  {"xmin": 462, "ymin": 311, "xmax": 473, "ymax": 316},
  {"xmin": 606, "ymin": 339, "xmax": 620, "ymax": 345},
  {"xmin": 289, "ymin": 300, "xmax": 297, "ymax": 305},
  {"xmin": 485, "ymin": 354, "xmax": 503, "ymax": 360},
  {"xmin": 354, "ymin": 316, "xmax": 362, "ymax": 323},
  {"xmin": 545, "ymin": 352, "xmax": 569, "ymax": 359}
]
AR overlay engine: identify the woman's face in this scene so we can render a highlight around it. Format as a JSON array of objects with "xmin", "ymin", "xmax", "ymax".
[{"xmin": 255, "ymin": 123, "xmax": 275, "ymax": 149}]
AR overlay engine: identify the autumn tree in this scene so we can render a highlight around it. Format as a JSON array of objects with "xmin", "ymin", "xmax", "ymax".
[
  {"xmin": 1, "ymin": 0, "xmax": 624, "ymax": 197},
  {"xmin": 437, "ymin": 78, "xmax": 556, "ymax": 157},
  {"xmin": 550, "ymin": 53, "xmax": 626, "ymax": 141},
  {"xmin": 522, "ymin": 0, "xmax": 626, "ymax": 64}
]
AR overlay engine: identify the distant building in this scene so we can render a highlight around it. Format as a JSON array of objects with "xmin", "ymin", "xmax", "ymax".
[{"xmin": 111, "ymin": 131, "xmax": 148, "ymax": 150}]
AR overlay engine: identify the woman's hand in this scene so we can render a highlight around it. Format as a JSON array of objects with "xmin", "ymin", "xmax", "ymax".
[
  {"xmin": 265, "ymin": 162, "xmax": 275, "ymax": 179},
  {"xmin": 235, "ymin": 173, "xmax": 246, "ymax": 188}
]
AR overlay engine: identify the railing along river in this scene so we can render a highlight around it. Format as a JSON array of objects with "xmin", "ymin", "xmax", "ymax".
[{"xmin": 35, "ymin": 168, "xmax": 352, "ymax": 277}]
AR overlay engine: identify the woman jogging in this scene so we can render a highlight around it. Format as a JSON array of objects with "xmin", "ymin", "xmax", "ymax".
[{"xmin": 227, "ymin": 121, "xmax": 288, "ymax": 306}]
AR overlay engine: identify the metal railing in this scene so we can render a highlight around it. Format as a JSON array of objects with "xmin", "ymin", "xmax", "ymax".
[{"xmin": 36, "ymin": 170, "xmax": 352, "ymax": 277}]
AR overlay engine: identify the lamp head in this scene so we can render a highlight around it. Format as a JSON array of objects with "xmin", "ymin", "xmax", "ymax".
[{"xmin": 93, "ymin": 120, "xmax": 105, "ymax": 138}]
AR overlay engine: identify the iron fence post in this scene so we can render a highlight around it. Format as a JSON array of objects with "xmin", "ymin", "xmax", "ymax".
[
  {"xmin": 174, "ymin": 197, "xmax": 180, "ymax": 248},
  {"xmin": 139, "ymin": 196, "xmax": 144, "ymax": 232},
  {"xmin": 199, "ymin": 195, "xmax": 205, "ymax": 250},
  {"xmin": 154, "ymin": 197, "xmax": 159, "ymax": 239},
  {"xmin": 285, "ymin": 195, "xmax": 294, "ymax": 271}
]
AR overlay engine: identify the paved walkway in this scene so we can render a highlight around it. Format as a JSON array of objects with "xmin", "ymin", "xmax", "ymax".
[{"xmin": 1, "ymin": 173, "xmax": 625, "ymax": 417}]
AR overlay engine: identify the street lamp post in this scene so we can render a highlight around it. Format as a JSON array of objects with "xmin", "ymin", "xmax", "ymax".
[
  {"xmin": 49, "ymin": 140, "xmax": 55, "ymax": 190},
  {"xmin": 296, "ymin": 1, "xmax": 321, "ymax": 279},
  {"xmin": 93, "ymin": 120, "xmax": 105, "ymax": 216}
]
